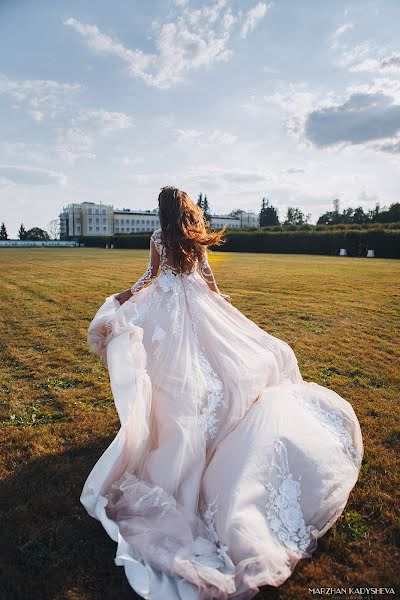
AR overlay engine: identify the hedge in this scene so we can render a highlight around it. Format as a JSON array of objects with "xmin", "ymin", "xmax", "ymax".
[{"xmin": 79, "ymin": 229, "xmax": 400, "ymax": 258}]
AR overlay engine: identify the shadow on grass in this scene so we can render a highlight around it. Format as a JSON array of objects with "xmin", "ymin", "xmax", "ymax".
[
  {"xmin": 0, "ymin": 438, "xmax": 283, "ymax": 600},
  {"xmin": 0, "ymin": 436, "xmax": 139, "ymax": 600}
]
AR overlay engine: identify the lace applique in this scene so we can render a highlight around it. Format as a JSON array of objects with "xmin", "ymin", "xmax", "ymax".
[
  {"xmin": 292, "ymin": 390, "xmax": 360, "ymax": 464},
  {"xmin": 130, "ymin": 230, "xmax": 161, "ymax": 294},
  {"xmin": 151, "ymin": 229, "xmax": 163, "ymax": 254},
  {"xmin": 197, "ymin": 353, "xmax": 225, "ymax": 440},
  {"xmin": 152, "ymin": 325, "xmax": 166, "ymax": 343},
  {"xmin": 152, "ymin": 325, "xmax": 166, "ymax": 359},
  {"xmin": 198, "ymin": 248, "xmax": 220, "ymax": 293},
  {"xmin": 202, "ymin": 497, "xmax": 234, "ymax": 569},
  {"xmin": 264, "ymin": 439, "xmax": 311, "ymax": 552},
  {"xmin": 189, "ymin": 299, "xmax": 225, "ymax": 441}
]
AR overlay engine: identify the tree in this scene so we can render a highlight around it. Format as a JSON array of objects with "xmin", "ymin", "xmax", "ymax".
[
  {"xmin": 378, "ymin": 202, "xmax": 400, "ymax": 223},
  {"xmin": 352, "ymin": 207, "xmax": 368, "ymax": 224},
  {"xmin": 25, "ymin": 227, "xmax": 50, "ymax": 241},
  {"xmin": 47, "ymin": 219, "xmax": 60, "ymax": 240},
  {"xmin": 259, "ymin": 197, "xmax": 280, "ymax": 226},
  {"xmin": 333, "ymin": 198, "xmax": 340, "ymax": 214},
  {"xmin": 317, "ymin": 199, "xmax": 343, "ymax": 225},
  {"xmin": 365, "ymin": 202, "xmax": 400, "ymax": 223},
  {"xmin": 202, "ymin": 194, "xmax": 212, "ymax": 223},
  {"xmin": 0, "ymin": 222, "xmax": 8, "ymax": 240},
  {"xmin": 18, "ymin": 223, "xmax": 27, "ymax": 240},
  {"xmin": 197, "ymin": 193, "xmax": 203, "ymax": 209},
  {"xmin": 341, "ymin": 207, "xmax": 355, "ymax": 224},
  {"xmin": 283, "ymin": 206, "xmax": 311, "ymax": 226},
  {"xmin": 367, "ymin": 202, "xmax": 381, "ymax": 223}
]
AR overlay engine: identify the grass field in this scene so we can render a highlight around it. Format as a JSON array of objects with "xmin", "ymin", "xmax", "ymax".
[{"xmin": 0, "ymin": 248, "xmax": 399, "ymax": 600}]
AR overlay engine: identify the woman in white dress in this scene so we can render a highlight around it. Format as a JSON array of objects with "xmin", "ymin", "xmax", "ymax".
[{"xmin": 81, "ymin": 186, "xmax": 363, "ymax": 600}]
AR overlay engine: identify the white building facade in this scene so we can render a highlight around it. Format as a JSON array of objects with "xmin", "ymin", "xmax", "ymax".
[{"xmin": 59, "ymin": 202, "xmax": 259, "ymax": 238}]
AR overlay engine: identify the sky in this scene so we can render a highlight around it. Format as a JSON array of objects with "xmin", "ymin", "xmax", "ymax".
[{"xmin": 1, "ymin": 0, "xmax": 400, "ymax": 236}]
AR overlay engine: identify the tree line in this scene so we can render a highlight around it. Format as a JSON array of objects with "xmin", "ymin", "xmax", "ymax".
[
  {"xmin": 258, "ymin": 197, "xmax": 400, "ymax": 227},
  {"xmin": 1, "ymin": 197, "xmax": 399, "ymax": 241},
  {"xmin": 0, "ymin": 220, "xmax": 59, "ymax": 241}
]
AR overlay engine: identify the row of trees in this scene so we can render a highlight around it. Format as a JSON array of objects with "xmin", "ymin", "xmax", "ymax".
[
  {"xmin": 258, "ymin": 198, "xmax": 312, "ymax": 226},
  {"xmin": 0, "ymin": 222, "xmax": 54, "ymax": 241},
  {"xmin": 257, "ymin": 197, "xmax": 400, "ymax": 227},
  {"xmin": 197, "ymin": 193, "xmax": 400, "ymax": 227},
  {"xmin": 1, "ymin": 198, "xmax": 399, "ymax": 241}
]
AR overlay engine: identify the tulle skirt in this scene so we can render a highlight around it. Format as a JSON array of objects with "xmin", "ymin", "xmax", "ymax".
[{"xmin": 81, "ymin": 270, "xmax": 363, "ymax": 599}]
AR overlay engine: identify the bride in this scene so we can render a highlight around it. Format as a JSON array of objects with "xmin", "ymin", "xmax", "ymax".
[{"xmin": 81, "ymin": 186, "xmax": 363, "ymax": 600}]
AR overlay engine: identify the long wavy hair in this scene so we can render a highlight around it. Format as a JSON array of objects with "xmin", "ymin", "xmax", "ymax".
[{"xmin": 158, "ymin": 186, "xmax": 226, "ymax": 271}]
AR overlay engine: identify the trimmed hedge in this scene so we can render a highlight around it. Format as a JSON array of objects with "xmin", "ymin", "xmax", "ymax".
[
  {"xmin": 79, "ymin": 229, "xmax": 400, "ymax": 258},
  {"xmin": 219, "ymin": 229, "xmax": 400, "ymax": 258}
]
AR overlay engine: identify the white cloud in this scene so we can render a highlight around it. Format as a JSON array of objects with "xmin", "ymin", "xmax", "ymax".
[
  {"xmin": 330, "ymin": 21, "xmax": 353, "ymax": 50},
  {"xmin": 349, "ymin": 52, "xmax": 400, "ymax": 74},
  {"xmin": 0, "ymin": 72, "xmax": 81, "ymax": 120},
  {"xmin": 329, "ymin": 22, "xmax": 400, "ymax": 74},
  {"xmin": 175, "ymin": 127, "xmax": 237, "ymax": 145},
  {"xmin": 64, "ymin": 1, "xmax": 270, "ymax": 89},
  {"xmin": 0, "ymin": 164, "xmax": 67, "ymax": 186},
  {"xmin": 74, "ymin": 109, "xmax": 133, "ymax": 133},
  {"xmin": 242, "ymin": 81, "xmax": 323, "ymax": 140},
  {"xmin": 54, "ymin": 127, "xmax": 96, "ymax": 165},
  {"xmin": 240, "ymin": 2, "xmax": 269, "ymax": 39},
  {"xmin": 27, "ymin": 109, "xmax": 44, "ymax": 122}
]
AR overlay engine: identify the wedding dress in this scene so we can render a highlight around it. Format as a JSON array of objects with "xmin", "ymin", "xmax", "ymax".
[{"xmin": 81, "ymin": 228, "xmax": 363, "ymax": 600}]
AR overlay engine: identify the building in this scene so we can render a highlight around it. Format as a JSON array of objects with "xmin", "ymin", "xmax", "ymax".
[
  {"xmin": 211, "ymin": 214, "xmax": 241, "ymax": 229},
  {"xmin": 59, "ymin": 202, "xmax": 114, "ymax": 238},
  {"xmin": 59, "ymin": 202, "xmax": 259, "ymax": 239},
  {"xmin": 114, "ymin": 208, "xmax": 160, "ymax": 234}
]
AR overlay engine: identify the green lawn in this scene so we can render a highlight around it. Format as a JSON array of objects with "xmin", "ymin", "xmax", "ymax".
[{"xmin": 0, "ymin": 248, "xmax": 399, "ymax": 599}]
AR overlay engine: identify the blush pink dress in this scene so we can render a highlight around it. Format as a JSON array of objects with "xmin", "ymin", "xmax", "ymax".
[{"xmin": 81, "ymin": 228, "xmax": 363, "ymax": 600}]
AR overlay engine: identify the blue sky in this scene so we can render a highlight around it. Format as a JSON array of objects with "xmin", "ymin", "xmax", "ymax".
[{"xmin": 1, "ymin": 0, "xmax": 400, "ymax": 236}]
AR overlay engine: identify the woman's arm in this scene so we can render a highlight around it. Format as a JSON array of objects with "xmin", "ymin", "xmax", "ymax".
[
  {"xmin": 116, "ymin": 236, "xmax": 160, "ymax": 305},
  {"xmin": 198, "ymin": 247, "xmax": 231, "ymax": 302},
  {"xmin": 130, "ymin": 237, "xmax": 160, "ymax": 293}
]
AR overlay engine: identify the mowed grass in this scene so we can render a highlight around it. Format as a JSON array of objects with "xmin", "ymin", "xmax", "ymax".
[{"xmin": 0, "ymin": 248, "xmax": 399, "ymax": 600}]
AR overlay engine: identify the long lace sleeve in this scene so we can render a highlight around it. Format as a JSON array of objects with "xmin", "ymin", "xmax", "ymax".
[
  {"xmin": 198, "ymin": 247, "xmax": 220, "ymax": 294},
  {"xmin": 130, "ymin": 233, "xmax": 160, "ymax": 294}
]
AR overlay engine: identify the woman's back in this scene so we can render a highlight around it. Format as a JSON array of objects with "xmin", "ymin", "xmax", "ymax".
[{"xmin": 152, "ymin": 228, "xmax": 198, "ymax": 275}]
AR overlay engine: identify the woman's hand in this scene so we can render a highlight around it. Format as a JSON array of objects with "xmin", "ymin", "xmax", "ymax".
[
  {"xmin": 220, "ymin": 293, "xmax": 231, "ymax": 304},
  {"xmin": 115, "ymin": 289, "xmax": 133, "ymax": 305}
]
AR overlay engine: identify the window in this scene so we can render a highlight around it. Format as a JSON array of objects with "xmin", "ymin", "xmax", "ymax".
[
  {"xmin": 102, "ymin": 209, "xmax": 106, "ymax": 214},
  {"xmin": 103, "ymin": 218, "xmax": 106, "ymax": 224},
  {"xmin": 89, "ymin": 226, "xmax": 93, "ymax": 231},
  {"xmin": 96, "ymin": 226, "xmax": 99, "ymax": 231},
  {"xmin": 89, "ymin": 218, "xmax": 92, "ymax": 224},
  {"xmin": 88, "ymin": 208, "xmax": 92, "ymax": 215},
  {"xmin": 103, "ymin": 227, "xmax": 107, "ymax": 232},
  {"xmin": 121, "ymin": 227, "xmax": 125, "ymax": 232}
]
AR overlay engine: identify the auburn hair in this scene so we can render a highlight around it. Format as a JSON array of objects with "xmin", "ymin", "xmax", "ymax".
[{"xmin": 157, "ymin": 186, "xmax": 226, "ymax": 271}]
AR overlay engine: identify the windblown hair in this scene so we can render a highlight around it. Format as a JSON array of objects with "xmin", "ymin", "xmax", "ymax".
[{"xmin": 158, "ymin": 186, "xmax": 226, "ymax": 271}]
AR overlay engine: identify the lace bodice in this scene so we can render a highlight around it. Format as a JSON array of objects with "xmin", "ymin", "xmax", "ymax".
[{"xmin": 130, "ymin": 228, "xmax": 219, "ymax": 294}]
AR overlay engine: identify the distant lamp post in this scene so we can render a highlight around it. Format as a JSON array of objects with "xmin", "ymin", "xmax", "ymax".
[
  {"xmin": 339, "ymin": 248, "xmax": 347, "ymax": 256},
  {"xmin": 367, "ymin": 249, "xmax": 375, "ymax": 258}
]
